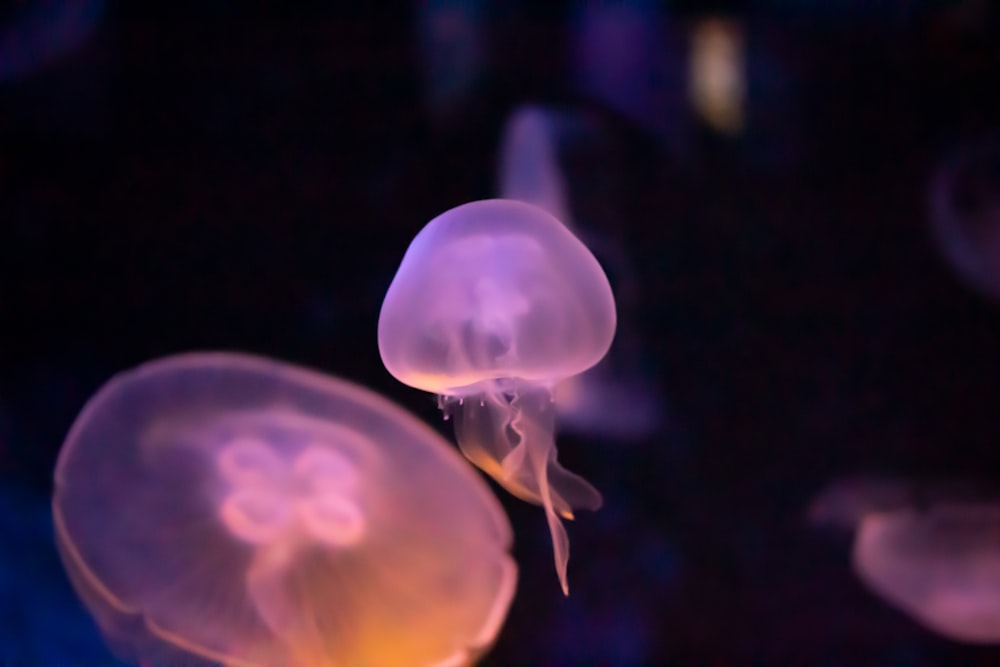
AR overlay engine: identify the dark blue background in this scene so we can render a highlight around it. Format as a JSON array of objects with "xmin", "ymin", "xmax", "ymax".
[{"xmin": 1, "ymin": 1, "xmax": 999, "ymax": 664}]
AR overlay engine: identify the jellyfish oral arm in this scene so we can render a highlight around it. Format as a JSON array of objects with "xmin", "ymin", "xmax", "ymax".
[{"xmin": 449, "ymin": 381, "xmax": 602, "ymax": 595}]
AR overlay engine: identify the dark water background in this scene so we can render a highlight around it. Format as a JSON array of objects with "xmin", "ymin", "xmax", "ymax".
[{"xmin": 1, "ymin": 1, "xmax": 999, "ymax": 664}]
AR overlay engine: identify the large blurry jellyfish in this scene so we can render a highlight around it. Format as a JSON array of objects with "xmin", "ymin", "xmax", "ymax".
[
  {"xmin": 497, "ymin": 105, "xmax": 663, "ymax": 441},
  {"xmin": 52, "ymin": 352, "xmax": 516, "ymax": 667},
  {"xmin": 929, "ymin": 134, "xmax": 1000, "ymax": 300},
  {"xmin": 378, "ymin": 199, "xmax": 616, "ymax": 594},
  {"xmin": 810, "ymin": 476, "xmax": 1000, "ymax": 643}
]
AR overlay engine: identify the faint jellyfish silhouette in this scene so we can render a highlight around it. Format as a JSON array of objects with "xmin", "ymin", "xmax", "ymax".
[
  {"xmin": 855, "ymin": 504, "xmax": 1000, "ymax": 644},
  {"xmin": 807, "ymin": 474, "xmax": 914, "ymax": 531},
  {"xmin": 496, "ymin": 105, "xmax": 572, "ymax": 226},
  {"xmin": 0, "ymin": 0, "xmax": 105, "ymax": 81},
  {"xmin": 688, "ymin": 18, "xmax": 746, "ymax": 136},
  {"xmin": 569, "ymin": 0, "xmax": 690, "ymax": 157},
  {"xmin": 497, "ymin": 104, "xmax": 663, "ymax": 441},
  {"xmin": 809, "ymin": 475, "xmax": 1000, "ymax": 643},
  {"xmin": 378, "ymin": 198, "xmax": 616, "ymax": 594},
  {"xmin": 52, "ymin": 352, "xmax": 516, "ymax": 667},
  {"xmin": 929, "ymin": 134, "xmax": 1000, "ymax": 300}
]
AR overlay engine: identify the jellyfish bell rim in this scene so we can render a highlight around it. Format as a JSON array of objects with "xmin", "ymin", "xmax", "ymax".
[{"xmin": 377, "ymin": 198, "xmax": 618, "ymax": 394}]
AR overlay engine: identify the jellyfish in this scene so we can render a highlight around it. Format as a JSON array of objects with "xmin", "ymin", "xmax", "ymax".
[
  {"xmin": 497, "ymin": 105, "xmax": 663, "ymax": 441},
  {"xmin": 854, "ymin": 503, "xmax": 1000, "ymax": 644},
  {"xmin": 569, "ymin": 0, "xmax": 690, "ymax": 157},
  {"xmin": 378, "ymin": 198, "xmax": 616, "ymax": 595},
  {"xmin": 808, "ymin": 475, "xmax": 1000, "ymax": 643},
  {"xmin": 414, "ymin": 0, "xmax": 489, "ymax": 126},
  {"xmin": 928, "ymin": 133, "xmax": 1000, "ymax": 300},
  {"xmin": 0, "ymin": 0, "xmax": 105, "ymax": 81},
  {"xmin": 52, "ymin": 352, "xmax": 517, "ymax": 667}
]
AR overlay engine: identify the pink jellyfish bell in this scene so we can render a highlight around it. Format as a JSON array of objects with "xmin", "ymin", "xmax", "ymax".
[
  {"xmin": 52, "ymin": 352, "xmax": 516, "ymax": 667},
  {"xmin": 378, "ymin": 198, "xmax": 617, "ymax": 595}
]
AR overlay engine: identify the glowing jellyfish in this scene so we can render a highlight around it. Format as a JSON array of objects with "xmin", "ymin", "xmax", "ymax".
[
  {"xmin": 809, "ymin": 476, "xmax": 1000, "ymax": 643},
  {"xmin": 52, "ymin": 352, "xmax": 516, "ymax": 667},
  {"xmin": 378, "ymin": 198, "xmax": 616, "ymax": 594},
  {"xmin": 854, "ymin": 503, "xmax": 1000, "ymax": 644}
]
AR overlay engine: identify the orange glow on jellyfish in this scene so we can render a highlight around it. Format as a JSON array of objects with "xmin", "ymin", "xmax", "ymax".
[{"xmin": 52, "ymin": 352, "xmax": 516, "ymax": 667}]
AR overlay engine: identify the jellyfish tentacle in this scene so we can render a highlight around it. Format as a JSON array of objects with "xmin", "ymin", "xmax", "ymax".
[
  {"xmin": 508, "ymin": 388, "xmax": 572, "ymax": 595},
  {"xmin": 544, "ymin": 461, "xmax": 603, "ymax": 515},
  {"xmin": 452, "ymin": 387, "xmax": 579, "ymax": 520}
]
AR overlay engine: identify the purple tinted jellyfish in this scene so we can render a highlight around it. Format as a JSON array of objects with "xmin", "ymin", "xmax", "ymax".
[
  {"xmin": 809, "ymin": 476, "xmax": 1000, "ymax": 643},
  {"xmin": 496, "ymin": 105, "xmax": 572, "ymax": 226},
  {"xmin": 378, "ymin": 199, "xmax": 616, "ymax": 594},
  {"xmin": 929, "ymin": 134, "xmax": 1000, "ymax": 300},
  {"xmin": 52, "ymin": 352, "xmax": 516, "ymax": 667},
  {"xmin": 854, "ymin": 503, "xmax": 1000, "ymax": 644},
  {"xmin": 0, "ymin": 0, "xmax": 105, "ymax": 81},
  {"xmin": 807, "ymin": 475, "xmax": 914, "ymax": 531},
  {"xmin": 569, "ymin": 0, "xmax": 689, "ymax": 156},
  {"xmin": 414, "ymin": 0, "xmax": 489, "ymax": 126}
]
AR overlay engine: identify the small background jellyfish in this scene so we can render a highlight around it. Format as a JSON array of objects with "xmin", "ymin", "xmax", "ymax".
[
  {"xmin": 568, "ymin": 0, "xmax": 690, "ymax": 158},
  {"xmin": 810, "ymin": 475, "xmax": 1000, "ymax": 645},
  {"xmin": 496, "ymin": 103, "xmax": 664, "ymax": 442},
  {"xmin": 52, "ymin": 352, "xmax": 516, "ymax": 667},
  {"xmin": 378, "ymin": 198, "xmax": 616, "ymax": 595},
  {"xmin": 928, "ymin": 134, "xmax": 1000, "ymax": 301}
]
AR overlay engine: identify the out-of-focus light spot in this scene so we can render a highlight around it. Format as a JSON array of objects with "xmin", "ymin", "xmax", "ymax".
[
  {"xmin": 688, "ymin": 18, "xmax": 746, "ymax": 136},
  {"xmin": 0, "ymin": 0, "xmax": 106, "ymax": 82}
]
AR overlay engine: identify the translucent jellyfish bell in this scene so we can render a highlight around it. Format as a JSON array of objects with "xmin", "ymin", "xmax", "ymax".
[
  {"xmin": 52, "ymin": 352, "xmax": 516, "ymax": 667},
  {"xmin": 378, "ymin": 198, "xmax": 616, "ymax": 595}
]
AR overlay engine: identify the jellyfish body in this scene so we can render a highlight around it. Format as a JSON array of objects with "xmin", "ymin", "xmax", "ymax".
[
  {"xmin": 378, "ymin": 199, "xmax": 616, "ymax": 594},
  {"xmin": 52, "ymin": 352, "xmax": 516, "ymax": 667},
  {"xmin": 854, "ymin": 503, "xmax": 1000, "ymax": 644}
]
